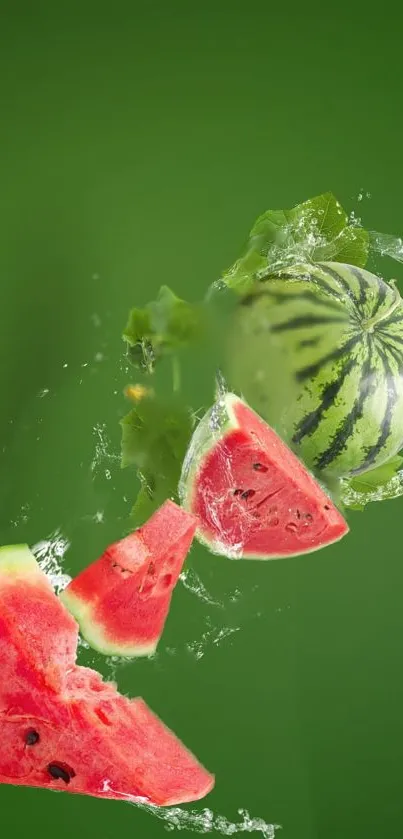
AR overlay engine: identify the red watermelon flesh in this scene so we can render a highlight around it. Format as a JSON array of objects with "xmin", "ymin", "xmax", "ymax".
[
  {"xmin": 0, "ymin": 545, "xmax": 214, "ymax": 805},
  {"xmin": 179, "ymin": 393, "xmax": 348, "ymax": 559},
  {"xmin": 60, "ymin": 500, "xmax": 197, "ymax": 657},
  {"xmin": 0, "ymin": 545, "xmax": 78, "ymax": 698}
]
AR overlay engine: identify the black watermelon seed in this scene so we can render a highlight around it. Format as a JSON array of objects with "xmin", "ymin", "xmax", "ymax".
[
  {"xmin": 47, "ymin": 763, "xmax": 76, "ymax": 784},
  {"xmin": 252, "ymin": 463, "xmax": 268, "ymax": 472},
  {"xmin": 233, "ymin": 489, "xmax": 243, "ymax": 496},
  {"xmin": 241, "ymin": 489, "xmax": 256, "ymax": 501},
  {"xmin": 25, "ymin": 729, "xmax": 40, "ymax": 746}
]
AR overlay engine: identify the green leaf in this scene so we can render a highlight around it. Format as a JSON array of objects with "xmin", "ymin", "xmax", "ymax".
[
  {"xmin": 217, "ymin": 250, "xmax": 267, "ymax": 296},
  {"xmin": 123, "ymin": 307, "xmax": 156, "ymax": 373},
  {"xmin": 220, "ymin": 192, "xmax": 369, "ymax": 294},
  {"xmin": 341, "ymin": 455, "xmax": 403, "ymax": 510},
  {"xmin": 312, "ymin": 224, "xmax": 369, "ymax": 266},
  {"xmin": 120, "ymin": 396, "xmax": 194, "ymax": 524},
  {"xmin": 123, "ymin": 286, "xmax": 203, "ymax": 373},
  {"xmin": 148, "ymin": 286, "xmax": 202, "ymax": 350}
]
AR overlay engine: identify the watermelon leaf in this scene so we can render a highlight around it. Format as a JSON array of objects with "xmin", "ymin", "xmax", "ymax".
[
  {"xmin": 120, "ymin": 396, "xmax": 194, "ymax": 523},
  {"xmin": 220, "ymin": 192, "xmax": 369, "ymax": 294},
  {"xmin": 341, "ymin": 455, "xmax": 403, "ymax": 510},
  {"xmin": 313, "ymin": 225, "xmax": 369, "ymax": 266},
  {"xmin": 123, "ymin": 286, "xmax": 204, "ymax": 374}
]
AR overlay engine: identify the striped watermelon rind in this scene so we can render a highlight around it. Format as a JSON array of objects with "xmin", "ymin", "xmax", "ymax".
[{"xmin": 230, "ymin": 261, "xmax": 403, "ymax": 479}]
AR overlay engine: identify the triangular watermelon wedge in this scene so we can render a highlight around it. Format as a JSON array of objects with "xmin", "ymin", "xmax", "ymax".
[
  {"xmin": 0, "ymin": 545, "xmax": 214, "ymax": 805},
  {"xmin": 179, "ymin": 392, "xmax": 348, "ymax": 559},
  {"xmin": 60, "ymin": 500, "xmax": 197, "ymax": 657}
]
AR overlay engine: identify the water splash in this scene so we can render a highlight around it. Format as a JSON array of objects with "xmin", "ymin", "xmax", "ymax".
[
  {"xmin": 186, "ymin": 622, "xmax": 240, "ymax": 661},
  {"xmin": 90, "ymin": 422, "xmax": 119, "ymax": 476},
  {"xmin": 32, "ymin": 529, "xmax": 71, "ymax": 593},
  {"xmin": 180, "ymin": 568, "xmax": 225, "ymax": 608},
  {"xmin": 11, "ymin": 502, "xmax": 30, "ymax": 528},
  {"xmin": 342, "ymin": 471, "xmax": 403, "ymax": 510},
  {"xmin": 100, "ymin": 783, "xmax": 280, "ymax": 837},
  {"xmin": 369, "ymin": 231, "xmax": 403, "ymax": 264},
  {"xmin": 356, "ymin": 189, "xmax": 371, "ymax": 203},
  {"xmin": 148, "ymin": 804, "xmax": 280, "ymax": 836},
  {"xmin": 215, "ymin": 369, "xmax": 229, "ymax": 400}
]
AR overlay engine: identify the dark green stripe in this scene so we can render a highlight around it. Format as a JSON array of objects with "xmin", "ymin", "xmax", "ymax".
[
  {"xmin": 320, "ymin": 264, "xmax": 358, "ymax": 306},
  {"xmin": 240, "ymin": 286, "xmax": 344, "ymax": 311},
  {"xmin": 249, "ymin": 287, "xmax": 344, "ymax": 310},
  {"xmin": 376, "ymin": 336, "xmax": 403, "ymax": 368},
  {"xmin": 369, "ymin": 277, "xmax": 387, "ymax": 320},
  {"xmin": 314, "ymin": 340, "xmax": 375, "ymax": 471},
  {"xmin": 279, "ymin": 270, "xmax": 344, "ymax": 304},
  {"xmin": 241, "ymin": 293, "xmax": 259, "ymax": 307},
  {"xmin": 349, "ymin": 266, "xmax": 368, "ymax": 309},
  {"xmin": 270, "ymin": 314, "xmax": 346, "ymax": 333},
  {"xmin": 298, "ymin": 336, "xmax": 322, "ymax": 349},
  {"xmin": 351, "ymin": 351, "xmax": 398, "ymax": 474},
  {"xmin": 292, "ymin": 353, "xmax": 358, "ymax": 444},
  {"xmin": 377, "ymin": 328, "xmax": 403, "ymax": 345},
  {"xmin": 295, "ymin": 333, "xmax": 361, "ymax": 382},
  {"xmin": 377, "ymin": 308, "xmax": 403, "ymax": 329}
]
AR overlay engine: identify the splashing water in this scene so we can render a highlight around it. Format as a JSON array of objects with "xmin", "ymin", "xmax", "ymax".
[
  {"xmin": 100, "ymin": 783, "xmax": 280, "ymax": 837},
  {"xmin": 186, "ymin": 622, "xmax": 240, "ymax": 661},
  {"xmin": 215, "ymin": 369, "xmax": 229, "ymax": 401},
  {"xmin": 11, "ymin": 502, "xmax": 30, "ymax": 529},
  {"xmin": 369, "ymin": 231, "xmax": 403, "ymax": 264},
  {"xmin": 90, "ymin": 422, "xmax": 119, "ymax": 476},
  {"xmin": 180, "ymin": 568, "xmax": 225, "ymax": 608},
  {"xmin": 147, "ymin": 804, "xmax": 280, "ymax": 837},
  {"xmin": 342, "ymin": 471, "xmax": 403, "ymax": 509},
  {"xmin": 32, "ymin": 529, "xmax": 71, "ymax": 593}
]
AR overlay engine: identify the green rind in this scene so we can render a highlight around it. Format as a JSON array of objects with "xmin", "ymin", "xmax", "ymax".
[
  {"xmin": 59, "ymin": 588, "xmax": 157, "ymax": 658},
  {"xmin": 0, "ymin": 544, "xmax": 43, "ymax": 577},
  {"xmin": 230, "ymin": 262, "xmax": 403, "ymax": 478}
]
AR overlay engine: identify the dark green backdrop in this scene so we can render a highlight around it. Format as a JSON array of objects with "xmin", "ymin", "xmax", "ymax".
[{"xmin": 1, "ymin": 3, "xmax": 402, "ymax": 838}]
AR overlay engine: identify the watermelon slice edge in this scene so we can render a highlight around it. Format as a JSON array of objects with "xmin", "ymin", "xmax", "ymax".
[
  {"xmin": 179, "ymin": 392, "xmax": 349, "ymax": 560},
  {"xmin": 0, "ymin": 544, "xmax": 214, "ymax": 806}
]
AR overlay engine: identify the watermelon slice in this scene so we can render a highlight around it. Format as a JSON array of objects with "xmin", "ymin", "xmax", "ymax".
[
  {"xmin": 0, "ymin": 544, "xmax": 214, "ymax": 805},
  {"xmin": 60, "ymin": 500, "xmax": 197, "ymax": 658},
  {"xmin": 179, "ymin": 392, "xmax": 348, "ymax": 559}
]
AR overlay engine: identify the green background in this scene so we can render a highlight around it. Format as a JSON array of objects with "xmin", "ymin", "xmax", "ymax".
[{"xmin": 1, "ymin": 3, "xmax": 402, "ymax": 837}]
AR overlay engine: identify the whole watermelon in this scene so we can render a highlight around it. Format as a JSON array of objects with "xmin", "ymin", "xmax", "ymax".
[{"xmin": 229, "ymin": 261, "xmax": 403, "ymax": 479}]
